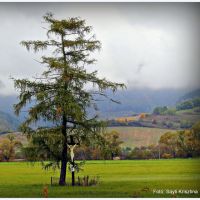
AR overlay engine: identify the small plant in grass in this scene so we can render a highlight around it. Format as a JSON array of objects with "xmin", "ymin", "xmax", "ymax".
[
  {"xmin": 141, "ymin": 187, "xmax": 150, "ymax": 192},
  {"xmin": 42, "ymin": 185, "xmax": 48, "ymax": 198}
]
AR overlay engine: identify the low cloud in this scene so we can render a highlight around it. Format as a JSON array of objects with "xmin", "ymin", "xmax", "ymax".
[{"xmin": 0, "ymin": 80, "xmax": 5, "ymax": 89}]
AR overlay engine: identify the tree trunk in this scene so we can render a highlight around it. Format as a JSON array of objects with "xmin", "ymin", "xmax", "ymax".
[
  {"xmin": 111, "ymin": 152, "xmax": 114, "ymax": 160},
  {"xmin": 59, "ymin": 142, "xmax": 67, "ymax": 185},
  {"xmin": 59, "ymin": 34, "xmax": 69, "ymax": 185},
  {"xmin": 72, "ymin": 164, "xmax": 75, "ymax": 186},
  {"xmin": 59, "ymin": 115, "xmax": 67, "ymax": 185}
]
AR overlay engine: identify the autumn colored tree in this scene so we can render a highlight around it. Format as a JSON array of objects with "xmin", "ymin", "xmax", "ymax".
[
  {"xmin": 101, "ymin": 131, "xmax": 123, "ymax": 159},
  {"xmin": 159, "ymin": 132, "xmax": 178, "ymax": 157},
  {"xmin": 13, "ymin": 13, "xmax": 125, "ymax": 185},
  {"xmin": 191, "ymin": 121, "xmax": 200, "ymax": 156},
  {"xmin": 177, "ymin": 122, "xmax": 200, "ymax": 157},
  {"xmin": 0, "ymin": 134, "xmax": 22, "ymax": 161},
  {"xmin": 176, "ymin": 130, "xmax": 193, "ymax": 157}
]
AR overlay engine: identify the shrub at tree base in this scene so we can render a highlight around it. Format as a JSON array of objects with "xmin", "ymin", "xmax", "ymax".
[
  {"xmin": 77, "ymin": 175, "xmax": 100, "ymax": 186},
  {"xmin": 50, "ymin": 176, "xmax": 100, "ymax": 186}
]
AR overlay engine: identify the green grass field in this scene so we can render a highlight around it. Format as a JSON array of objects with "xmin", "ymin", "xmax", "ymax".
[{"xmin": 0, "ymin": 159, "xmax": 200, "ymax": 197}]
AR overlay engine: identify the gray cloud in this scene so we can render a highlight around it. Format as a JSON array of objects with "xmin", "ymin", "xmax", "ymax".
[
  {"xmin": 0, "ymin": 3, "xmax": 200, "ymax": 95},
  {"xmin": 0, "ymin": 80, "xmax": 4, "ymax": 89},
  {"xmin": 136, "ymin": 63, "xmax": 146, "ymax": 74}
]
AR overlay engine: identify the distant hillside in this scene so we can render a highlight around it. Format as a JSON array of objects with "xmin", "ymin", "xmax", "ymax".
[
  {"xmin": 94, "ymin": 88, "xmax": 187, "ymax": 119},
  {"xmin": 0, "ymin": 111, "xmax": 20, "ymax": 133},
  {"xmin": 178, "ymin": 88, "xmax": 200, "ymax": 102},
  {"xmin": 0, "ymin": 87, "xmax": 191, "ymax": 121}
]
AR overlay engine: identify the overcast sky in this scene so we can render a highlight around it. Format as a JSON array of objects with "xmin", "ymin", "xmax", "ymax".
[{"xmin": 0, "ymin": 3, "xmax": 200, "ymax": 95}]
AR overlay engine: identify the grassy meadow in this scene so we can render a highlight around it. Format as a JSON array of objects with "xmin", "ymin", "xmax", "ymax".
[{"xmin": 0, "ymin": 159, "xmax": 200, "ymax": 198}]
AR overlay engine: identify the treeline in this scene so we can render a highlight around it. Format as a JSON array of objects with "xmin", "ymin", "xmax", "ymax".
[
  {"xmin": 153, "ymin": 97, "xmax": 200, "ymax": 115},
  {"xmin": 1, "ymin": 122, "xmax": 200, "ymax": 161},
  {"xmin": 153, "ymin": 106, "xmax": 176, "ymax": 115},
  {"xmin": 126, "ymin": 121, "xmax": 200, "ymax": 159},
  {"xmin": 0, "ymin": 131, "xmax": 123, "ymax": 162}
]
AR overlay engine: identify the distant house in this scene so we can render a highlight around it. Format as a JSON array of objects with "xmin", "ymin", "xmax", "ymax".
[{"xmin": 113, "ymin": 156, "xmax": 121, "ymax": 160}]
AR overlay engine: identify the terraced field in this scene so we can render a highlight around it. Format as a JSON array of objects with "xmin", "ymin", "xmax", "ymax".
[{"xmin": 107, "ymin": 127, "xmax": 174, "ymax": 148}]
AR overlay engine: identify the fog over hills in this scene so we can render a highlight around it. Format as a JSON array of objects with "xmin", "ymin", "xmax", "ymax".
[
  {"xmin": 0, "ymin": 87, "xmax": 189, "ymax": 122},
  {"xmin": 93, "ymin": 88, "xmax": 189, "ymax": 119},
  {"xmin": 178, "ymin": 88, "xmax": 200, "ymax": 102},
  {"xmin": 1, "ymin": 87, "xmax": 200, "ymax": 132}
]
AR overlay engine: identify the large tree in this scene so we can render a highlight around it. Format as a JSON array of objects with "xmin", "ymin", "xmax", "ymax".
[{"xmin": 13, "ymin": 13, "xmax": 125, "ymax": 185}]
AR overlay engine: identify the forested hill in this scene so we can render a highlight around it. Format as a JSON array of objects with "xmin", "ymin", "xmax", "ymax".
[
  {"xmin": 0, "ymin": 111, "xmax": 20, "ymax": 133},
  {"xmin": 178, "ymin": 88, "xmax": 200, "ymax": 102}
]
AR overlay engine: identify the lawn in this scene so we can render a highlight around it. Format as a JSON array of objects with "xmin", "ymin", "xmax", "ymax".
[{"xmin": 0, "ymin": 159, "xmax": 200, "ymax": 197}]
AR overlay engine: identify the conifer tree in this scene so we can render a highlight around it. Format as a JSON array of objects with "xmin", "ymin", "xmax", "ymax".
[{"xmin": 13, "ymin": 13, "xmax": 125, "ymax": 185}]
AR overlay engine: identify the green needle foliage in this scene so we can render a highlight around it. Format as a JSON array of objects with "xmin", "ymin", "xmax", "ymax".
[{"xmin": 13, "ymin": 13, "xmax": 125, "ymax": 185}]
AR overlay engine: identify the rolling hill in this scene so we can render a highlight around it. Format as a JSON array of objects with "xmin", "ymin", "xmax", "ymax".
[{"xmin": 107, "ymin": 126, "xmax": 174, "ymax": 148}]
